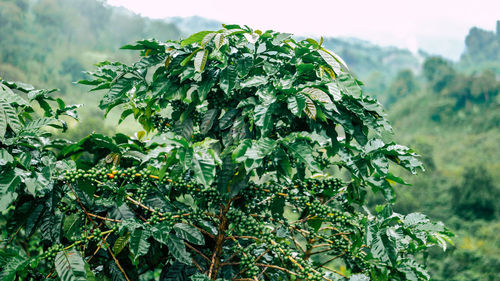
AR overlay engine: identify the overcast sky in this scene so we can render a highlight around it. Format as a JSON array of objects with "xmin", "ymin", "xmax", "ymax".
[{"xmin": 107, "ymin": 0, "xmax": 500, "ymax": 60}]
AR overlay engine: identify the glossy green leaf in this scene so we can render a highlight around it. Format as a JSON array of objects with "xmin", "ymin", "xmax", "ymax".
[
  {"xmin": 318, "ymin": 49, "xmax": 341, "ymax": 75},
  {"xmin": 191, "ymin": 149, "xmax": 216, "ymax": 187},
  {"xmin": 0, "ymin": 101, "xmax": 22, "ymax": 137},
  {"xmin": 129, "ymin": 228, "xmax": 150, "ymax": 261},
  {"xmin": 166, "ymin": 234, "xmax": 192, "ymax": 265},
  {"xmin": 301, "ymin": 87, "xmax": 332, "ymax": 104},
  {"xmin": 0, "ymin": 169, "xmax": 20, "ymax": 212},
  {"xmin": 113, "ymin": 234, "xmax": 130, "ymax": 255},
  {"xmin": 174, "ymin": 223, "xmax": 204, "ymax": 245},
  {"xmin": 181, "ymin": 31, "xmax": 213, "ymax": 46},
  {"xmin": 303, "ymin": 96, "xmax": 316, "ymax": 120},
  {"xmin": 219, "ymin": 65, "xmax": 237, "ymax": 94},
  {"xmin": 194, "ymin": 49, "xmax": 208, "ymax": 72},
  {"xmin": 213, "ymin": 33, "xmax": 225, "ymax": 50},
  {"xmin": 240, "ymin": 76, "xmax": 268, "ymax": 88},
  {"xmin": 55, "ymin": 249, "xmax": 87, "ymax": 281}
]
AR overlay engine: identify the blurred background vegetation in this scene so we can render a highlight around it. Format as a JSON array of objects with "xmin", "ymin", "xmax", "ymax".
[{"xmin": 1, "ymin": 0, "xmax": 499, "ymax": 279}]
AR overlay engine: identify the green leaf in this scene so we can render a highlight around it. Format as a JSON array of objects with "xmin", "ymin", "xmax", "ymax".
[
  {"xmin": 283, "ymin": 141, "xmax": 320, "ymax": 172},
  {"xmin": 403, "ymin": 213, "xmax": 428, "ymax": 227},
  {"xmin": 99, "ymin": 77, "xmax": 134, "ymax": 112},
  {"xmin": 303, "ymin": 96, "xmax": 316, "ymax": 120},
  {"xmin": 301, "ymin": 87, "xmax": 332, "ymax": 104},
  {"xmin": 0, "ymin": 169, "xmax": 20, "ymax": 212},
  {"xmin": 366, "ymin": 225, "xmax": 396, "ymax": 265},
  {"xmin": 152, "ymin": 222, "xmax": 173, "ymax": 245},
  {"xmin": 327, "ymin": 82, "xmax": 342, "ymax": 101},
  {"xmin": 167, "ymin": 234, "xmax": 192, "ymax": 265},
  {"xmin": 191, "ymin": 148, "xmax": 216, "ymax": 187},
  {"xmin": 201, "ymin": 32, "xmax": 216, "ymax": 47},
  {"xmin": 217, "ymin": 154, "xmax": 236, "ymax": 194},
  {"xmin": 0, "ymin": 84, "xmax": 28, "ymax": 106},
  {"xmin": 0, "ymin": 100, "xmax": 22, "ymax": 137},
  {"xmin": 129, "ymin": 228, "xmax": 150, "ymax": 261},
  {"xmin": 318, "ymin": 49, "xmax": 342, "ymax": 74},
  {"xmin": 181, "ymin": 31, "xmax": 214, "ymax": 46},
  {"xmin": 0, "ymin": 149, "xmax": 13, "ymax": 166},
  {"xmin": 198, "ymin": 69, "xmax": 218, "ymax": 101},
  {"xmin": 21, "ymin": 117, "xmax": 58, "ymax": 134},
  {"xmin": 213, "ymin": 33, "xmax": 225, "ymax": 50},
  {"xmin": 0, "ymin": 250, "xmax": 29, "ymax": 281},
  {"xmin": 240, "ymin": 76, "xmax": 268, "ymax": 88},
  {"xmin": 275, "ymin": 148, "xmax": 292, "ymax": 177},
  {"xmin": 113, "ymin": 234, "xmax": 130, "ymax": 255},
  {"xmin": 25, "ymin": 203, "xmax": 44, "ymax": 236},
  {"xmin": 219, "ymin": 65, "xmax": 237, "ymax": 95},
  {"xmin": 219, "ymin": 109, "xmax": 239, "ymax": 130},
  {"xmin": 233, "ymin": 139, "xmax": 252, "ymax": 161},
  {"xmin": 287, "ymin": 93, "xmax": 306, "ymax": 116},
  {"xmin": 194, "ymin": 49, "xmax": 209, "ymax": 72},
  {"xmin": 399, "ymin": 259, "xmax": 430, "ymax": 281},
  {"xmin": 54, "ymin": 249, "xmax": 87, "ymax": 281},
  {"xmin": 244, "ymin": 138, "xmax": 276, "ymax": 160},
  {"xmin": 181, "ymin": 49, "xmax": 201, "ymax": 67},
  {"xmin": 254, "ymin": 103, "xmax": 275, "ymax": 135},
  {"xmin": 174, "ymin": 223, "xmax": 205, "ymax": 245},
  {"xmin": 63, "ymin": 214, "xmax": 82, "ymax": 240},
  {"xmin": 200, "ymin": 109, "xmax": 218, "ymax": 134}
]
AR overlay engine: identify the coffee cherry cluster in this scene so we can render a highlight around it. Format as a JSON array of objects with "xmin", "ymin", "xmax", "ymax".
[
  {"xmin": 266, "ymin": 241, "xmax": 324, "ymax": 280},
  {"xmin": 330, "ymin": 233, "xmax": 350, "ymax": 250},
  {"xmin": 42, "ymin": 244, "xmax": 64, "ymax": 262},
  {"xmin": 63, "ymin": 167, "xmax": 157, "ymax": 187},
  {"xmin": 171, "ymin": 100, "xmax": 188, "ymax": 113},
  {"xmin": 227, "ymin": 209, "xmax": 263, "ymax": 237},
  {"xmin": 152, "ymin": 114, "xmax": 172, "ymax": 132},
  {"xmin": 191, "ymin": 110, "xmax": 203, "ymax": 125},
  {"xmin": 295, "ymin": 265, "xmax": 323, "ymax": 281},
  {"xmin": 148, "ymin": 213, "xmax": 161, "ymax": 224},
  {"xmin": 57, "ymin": 201, "xmax": 76, "ymax": 215},
  {"xmin": 240, "ymin": 254, "xmax": 260, "ymax": 277},
  {"xmin": 296, "ymin": 178, "xmax": 343, "ymax": 194},
  {"xmin": 206, "ymin": 91, "xmax": 226, "ymax": 109}
]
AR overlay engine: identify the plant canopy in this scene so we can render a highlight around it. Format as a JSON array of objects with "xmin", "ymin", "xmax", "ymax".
[{"xmin": 0, "ymin": 25, "xmax": 451, "ymax": 281}]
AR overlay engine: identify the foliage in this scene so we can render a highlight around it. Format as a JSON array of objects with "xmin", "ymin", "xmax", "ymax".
[
  {"xmin": 422, "ymin": 56, "xmax": 500, "ymax": 111},
  {"xmin": 0, "ymin": 77, "xmax": 80, "ymax": 279},
  {"xmin": 459, "ymin": 21, "xmax": 500, "ymax": 74},
  {"xmin": 387, "ymin": 49, "xmax": 500, "ymax": 280},
  {"xmin": 451, "ymin": 165, "xmax": 499, "ymax": 220},
  {"xmin": 386, "ymin": 70, "xmax": 419, "ymax": 106},
  {"xmin": 0, "ymin": 26, "xmax": 451, "ymax": 281}
]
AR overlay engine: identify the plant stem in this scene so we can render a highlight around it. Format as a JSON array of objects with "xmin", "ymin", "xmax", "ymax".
[{"xmin": 208, "ymin": 199, "xmax": 232, "ymax": 280}]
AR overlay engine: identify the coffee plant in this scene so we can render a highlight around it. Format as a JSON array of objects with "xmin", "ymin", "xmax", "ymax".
[{"xmin": 0, "ymin": 25, "xmax": 452, "ymax": 281}]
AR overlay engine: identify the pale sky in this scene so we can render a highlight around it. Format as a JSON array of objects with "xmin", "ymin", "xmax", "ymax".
[{"xmin": 107, "ymin": 0, "xmax": 500, "ymax": 60}]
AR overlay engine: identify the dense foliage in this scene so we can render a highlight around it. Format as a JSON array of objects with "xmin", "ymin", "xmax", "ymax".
[{"xmin": 0, "ymin": 25, "xmax": 452, "ymax": 281}]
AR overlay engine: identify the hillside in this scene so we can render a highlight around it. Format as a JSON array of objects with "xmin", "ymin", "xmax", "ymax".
[{"xmin": 385, "ymin": 38, "xmax": 500, "ymax": 279}]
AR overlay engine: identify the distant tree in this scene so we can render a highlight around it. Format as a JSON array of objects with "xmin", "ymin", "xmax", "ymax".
[
  {"xmin": 470, "ymin": 69, "xmax": 499, "ymax": 103},
  {"xmin": 422, "ymin": 57, "xmax": 456, "ymax": 94},
  {"xmin": 60, "ymin": 57, "xmax": 86, "ymax": 81},
  {"xmin": 387, "ymin": 69, "xmax": 419, "ymax": 105},
  {"xmin": 452, "ymin": 165, "xmax": 499, "ymax": 220},
  {"xmin": 464, "ymin": 27, "xmax": 500, "ymax": 61}
]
